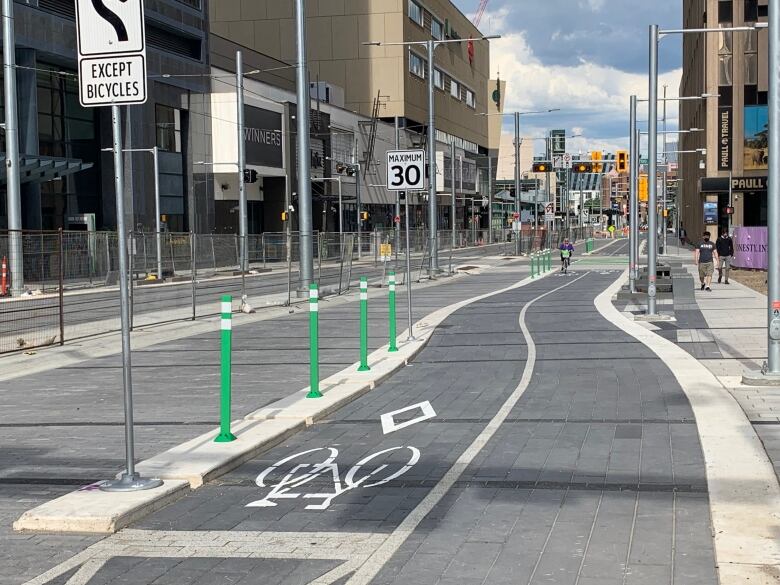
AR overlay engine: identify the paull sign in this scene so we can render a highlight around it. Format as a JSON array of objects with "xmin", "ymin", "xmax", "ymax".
[{"xmin": 700, "ymin": 176, "xmax": 767, "ymax": 193}]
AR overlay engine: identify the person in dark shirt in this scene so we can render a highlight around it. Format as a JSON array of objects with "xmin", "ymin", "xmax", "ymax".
[
  {"xmin": 715, "ymin": 228, "xmax": 734, "ymax": 284},
  {"xmin": 694, "ymin": 231, "xmax": 719, "ymax": 291}
]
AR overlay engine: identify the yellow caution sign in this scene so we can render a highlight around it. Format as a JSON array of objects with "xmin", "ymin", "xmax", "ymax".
[{"xmin": 380, "ymin": 243, "xmax": 392, "ymax": 262}]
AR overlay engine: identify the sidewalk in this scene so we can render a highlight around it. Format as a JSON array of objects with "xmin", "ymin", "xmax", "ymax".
[{"xmin": 615, "ymin": 252, "xmax": 780, "ymax": 481}]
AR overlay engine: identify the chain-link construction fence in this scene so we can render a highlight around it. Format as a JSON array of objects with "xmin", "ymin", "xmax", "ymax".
[{"xmin": 0, "ymin": 226, "xmax": 595, "ymax": 354}]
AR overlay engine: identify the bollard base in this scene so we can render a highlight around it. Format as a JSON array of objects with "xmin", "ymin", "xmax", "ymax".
[
  {"xmin": 100, "ymin": 473, "xmax": 163, "ymax": 492},
  {"xmin": 389, "ymin": 346, "xmax": 398, "ymax": 353},
  {"xmin": 357, "ymin": 365, "xmax": 371, "ymax": 372},
  {"xmin": 742, "ymin": 369, "xmax": 780, "ymax": 387},
  {"xmin": 306, "ymin": 389, "xmax": 324, "ymax": 399},
  {"xmin": 214, "ymin": 432, "xmax": 237, "ymax": 443}
]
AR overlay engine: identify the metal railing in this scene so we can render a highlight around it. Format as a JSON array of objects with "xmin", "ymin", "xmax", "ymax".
[{"xmin": 0, "ymin": 225, "xmax": 593, "ymax": 355}]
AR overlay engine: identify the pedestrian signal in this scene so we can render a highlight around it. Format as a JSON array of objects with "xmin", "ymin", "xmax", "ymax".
[
  {"xmin": 616, "ymin": 150, "xmax": 628, "ymax": 173},
  {"xmin": 591, "ymin": 150, "xmax": 603, "ymax": 173},
  {"xmin": 281, "ymin": 211, "xmax": 289, "ymax": 222},
  {"xmin": 361, "ymin": 211, "xmax": 369, "ymax": 221},
  {"xmin": 572, "ymin": 162, "xmax": 593, "ymax": 173}
]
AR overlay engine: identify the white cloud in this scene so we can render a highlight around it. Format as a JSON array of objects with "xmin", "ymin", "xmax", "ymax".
[{"xmin": 488, "ymin": 26, "xmax": 682, "ymax": 155}]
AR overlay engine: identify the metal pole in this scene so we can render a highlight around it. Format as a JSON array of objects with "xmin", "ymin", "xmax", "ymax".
[
  {"xmin": 426, "ymin": 39, "xmax": 438, "ymax": 274},
  {"xmin": 403, "ymin": 191, "xmax": 415, "ymax": 341},
  {"xmin": 514, "ymin": 112, "xmax": 521, "ymax": 255},
  {"xmin": 295, "ymin": 0, "xmax": 314, "ymax": 288},
  {"xmin": 356, "ymin": 159, "xmax": 362, "ymax": 259},
  {"xmin": 629, "ymin": 95, "xmax": 638, "ymax": 292},
  {"xmin": 767, "ymin": 0, "xmax": 780, "ymax": 373},
  {"xmin": 101, "ymin": 106, "xmax": 161, "ymax": 492},
  {"xmin": 153, "ymin": 147, "xmax": 162, "ymax": 280},
  {"xmin": 634, "ymin": 126, "xmax": 641, "ymax": 268},
  {"xmin": 487, "ymin": 155, "xmax": 493, "ymax": 244},
  {"xmin": 337, "ymin": 177, "xmax": 343, "ymax": 236},
  {"xmin": 661, "ymin": 84, "xmax": 668, "ymax": 255},
  {"xmin": 236, "ymin": 50, "xmax": 247, "ymax": 273},
  {"xmin": 3, "ymin": 0, "xmax": 23, "ymax": 296},
  {"xmin": 459, "ymin": 154, "xmax": 464, "ymax": 244},
  {"xmin": 451, "ymin": 141, "xmax": 456, "ymax": 249},
  {"xmin": 394, "ymin": 117, "xmax": 401, "ymax": 256},
  {"xmin": 647, "ymin": 24, "xmax": 659, "ymax": 315}
]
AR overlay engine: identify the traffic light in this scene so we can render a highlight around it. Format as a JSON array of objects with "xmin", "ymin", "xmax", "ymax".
[
  {"xmin": 532, "ymin": 162, "xmax": 550, "ymax": 173},
  {"xmin": 360, "ymin": 211, "xmax": 369, "ymax": 221},
  {"xmin": 616, "ymin": 150, "xmax": 628, "ymax": 173},
  {"xmin": 572, "ymin": 162, "xmax": 593, "ymax": 173},
  {"xmin": 281, "ymin": 211, "xmax": 289, "ymax": 222},
  {"xmin": 591, "ymin": 150, "xmax": 603, "ymax": 173},
  {"xmin": 243, "ymin": 169, "xmax": 258, "ymax": 183},
  {"xmin": 639, "ymin": 174, "xmax": 648, "ymax": 202}
]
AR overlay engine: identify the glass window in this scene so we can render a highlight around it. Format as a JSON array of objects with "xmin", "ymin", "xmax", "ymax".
[
  {"xmin": 156, "ymin": 104, "xmax": 182, "ymax": 152},
  {"xmin": 745, "ymin": 52, "xmax": 758, "ymax": 85},
  {"xmin": 450, "ymin": 79, "xmax": 460, "ymax": 99},
  {"xmin": 465, "ymin": 88, "xmax": 476, "ymax": 108},
  {"xmin": 409, "ymin": 51, "xmax": 425, "ymax": 79},
  {"xmin": 719, "ymin": 54, "xmax": 733, "ymax": 85},
  {"xmin": 431, "ymin": 18, "xmax": 444, "ymax": 40},
  {"xmin": 433, "ymin": 69, "xmax": 444, "ymax": 90},
  {"xmin": 408, "ymin": 0, "xmax": 423, "ymax": 26}
]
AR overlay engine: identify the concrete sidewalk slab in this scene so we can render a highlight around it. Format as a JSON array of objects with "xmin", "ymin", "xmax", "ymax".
[{"xmin": 13, "ymin": 480, "xmax": 189, "ymax": 534}]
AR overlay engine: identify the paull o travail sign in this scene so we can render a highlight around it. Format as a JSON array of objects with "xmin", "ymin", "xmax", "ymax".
[{"xmin": 76, "ymin": 0, "xmax": 147, "ymax": 107}]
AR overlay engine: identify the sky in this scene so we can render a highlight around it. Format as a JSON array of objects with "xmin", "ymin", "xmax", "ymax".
[{"xmin": 453, "ymin": 0, "xmax": 685, "ymax": 155}]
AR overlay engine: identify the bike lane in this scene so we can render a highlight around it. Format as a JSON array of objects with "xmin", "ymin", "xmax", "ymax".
[{"xmin": 23, "ymin": 267, "xmax": 717, "ymax": 585}]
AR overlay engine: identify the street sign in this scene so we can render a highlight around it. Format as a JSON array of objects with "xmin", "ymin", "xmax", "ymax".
[
  {"xmin": 544, "ymin": 201, "xmax": 555, "ymax": 222},
  {"xmin": 76, "ymin": 0, "xmax": 147, "ymax": 107},
  {"xmin": 553, "ymin": 154, "xmax": 572, "ymax": 169},
  {"xmin": 380, "ymin": 243, "xmax": 392, "ymax": 262},
  {"xmin": 386, "ymin": 150, "xmax": 426, "ymax": 191}
]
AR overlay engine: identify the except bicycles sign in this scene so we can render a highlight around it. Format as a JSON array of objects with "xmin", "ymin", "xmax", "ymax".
[
  {"xmin": 386, "ymin": 150, "xmax": 426, "ymax": 191},
  {"xmin": 75, "ymin": 0, "xmax": 147, "ymax": 106}
]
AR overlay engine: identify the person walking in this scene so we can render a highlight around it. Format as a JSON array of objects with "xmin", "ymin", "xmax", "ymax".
[
  {"xmin": 694, "ymin": 231, "xmax": 719, "ymax": 292},
  {"xmin": 716, "ymin": 228, "xmax": 734, "ymax": 284},
  {"xmin": 679, "ymin": 224, "xmax": 687, "ymax": 246}
]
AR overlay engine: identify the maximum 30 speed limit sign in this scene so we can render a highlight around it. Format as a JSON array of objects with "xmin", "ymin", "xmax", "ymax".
[{"xmin": 386, "ymin": 150, "xmax": 426, "ymax": 191}]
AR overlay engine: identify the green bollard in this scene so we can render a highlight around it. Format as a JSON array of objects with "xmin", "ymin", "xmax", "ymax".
[
  {"xmin": 388, "ymin": 272, "xmax": 398, "ymax": 353},
  {"xmin": 215, "ymin": 295, "xmax": 237, "ymax": 442},
  {"xmin": 358, "ymin": 277, "xmax": 371, "ymax": 371},
  {"xmin": 307, "ymin": 283, "xmax": 323, "ymax": 398},
  {"xmin": 531, "ymin": 252, "xmax": 537, "ymax": 278},
  {"xmin": 546, "ymin": 249, "xmax": 551, "ymax": 272}
]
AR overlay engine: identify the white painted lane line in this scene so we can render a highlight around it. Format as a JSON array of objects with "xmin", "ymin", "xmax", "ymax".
[
  {"xmin": 380, "ymin": 401, "xmax": 436, "ymax": 434},
  {"xmin": 331, "ymin": 272, "xmax": 592, "ymax": 585}
]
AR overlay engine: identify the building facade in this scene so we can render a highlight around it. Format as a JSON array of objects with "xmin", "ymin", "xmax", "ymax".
[
  {"xmin": 0, "ymin": 0, "xmax": 212, "ymax": 234},
  {"xmin": 209, "ymin": 0, "xmax": 493, "ymax": 229},
  {"xmin": 680, "ymin": 0, "xmax": 769, "ymax": 236}
]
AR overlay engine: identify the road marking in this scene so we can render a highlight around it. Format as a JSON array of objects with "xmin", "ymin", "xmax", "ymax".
[
  {"xmin": 329, "ymin": 272, "xmax": 592, "ymax": 585},
  {"xmin": 380, "ymin": 401, "xmax": 436, "ymax": 434},
  {"xmin": 246, "ymin": 446, "xmax": 420, "ymax": 510}
]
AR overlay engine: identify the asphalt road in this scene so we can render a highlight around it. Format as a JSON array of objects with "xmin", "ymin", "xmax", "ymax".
[{"xmin": 29, "ymin": 265, "xmax": 717, "ymax": 585}]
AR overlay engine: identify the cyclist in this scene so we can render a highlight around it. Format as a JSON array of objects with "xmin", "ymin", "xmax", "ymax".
[{"xmin": 559, "ymin": 238, "xmax": 574, "ymax": 273}]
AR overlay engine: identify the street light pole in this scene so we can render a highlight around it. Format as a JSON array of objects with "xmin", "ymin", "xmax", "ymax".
[
  {"xmin": 629, "ymin": 95, "xmax": 638, "ymax": 293},
  {"xmin": 236, "ymin": 51, "xmax": 248, "ymax": 273},
  {"xmin": 647, "ymin": 24, "xmax": 659, "ymax": 315},
  {"xmin": 426, "ymin": 39, "xmax": 438, "ymax": 276},
  {"xmin": 3, "ymin": 0, "xmax": 23, "ymax": 296},
  {"xmin": 514, "ymin": 112, "xmax": 521, "ymax": 255},
  {"xmin": 451, "ymin": 141, "xmax": 456, "ymax": 249},
  {"xmin": 487, "ymin": 155, "xmax": 493, "ymax": 244},
  {"xmin": 295, "ymin": 0, "xmax": 313, "ymax": 288},
  {"xmin": 768, "ymin": 3, "xmax": 780, "ymax": 374}
]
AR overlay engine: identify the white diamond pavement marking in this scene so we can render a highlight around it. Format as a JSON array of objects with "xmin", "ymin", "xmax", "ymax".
[{"xmin": 380, "ymin": 401, "xmax": 437, "ymax": 434}]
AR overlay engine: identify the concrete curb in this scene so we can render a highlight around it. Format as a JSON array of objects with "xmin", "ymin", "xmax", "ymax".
[
  {"xmin": 596, "ymin": 269, "xmax": 780, "ymax": 583},
  {"xmin": 13, "ymin": 262, "xmax": 544, "ymax": 534}
]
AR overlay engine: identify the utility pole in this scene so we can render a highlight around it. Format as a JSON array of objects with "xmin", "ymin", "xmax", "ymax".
[
  {"xmin": 487, "ymin": 155, "xmax": 493, "ymax": 244},
  {"xmin": 295, "ymin": 0, "xmax": 313, "ymax": 288},
  {"xmin": 3, "ymin": 0, "xmax": 23, "ymax": 295},
  {"xmin": 236, "ymin": 51, "xmax": 248, "ymax": 273}
]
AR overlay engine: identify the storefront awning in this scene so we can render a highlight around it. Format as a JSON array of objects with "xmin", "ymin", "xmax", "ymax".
[{"xmin": 0, "ymin": 154, "xmax": 93, "ymax": 186}]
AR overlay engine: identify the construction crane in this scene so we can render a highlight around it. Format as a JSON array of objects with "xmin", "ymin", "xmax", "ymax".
[{"xmin": 473, "ymin": 0, "xmax": 489, "ymax": 28}]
